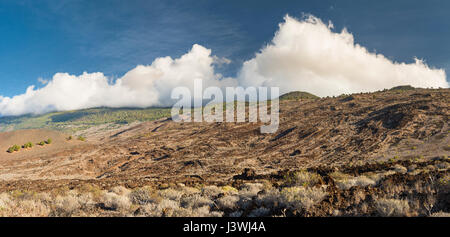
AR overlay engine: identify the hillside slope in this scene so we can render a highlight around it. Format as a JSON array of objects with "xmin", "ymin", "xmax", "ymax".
[
  {"xmin": 0, "ymin": 107, "xmax": 171, "ymax": 133},
  {"xmin": 0, "ymin": 88, "xmax": 447, "ymax": 185}
]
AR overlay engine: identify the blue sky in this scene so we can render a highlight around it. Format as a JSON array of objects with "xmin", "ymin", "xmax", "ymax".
[{"xmin": 0, "ymin": 0, "xmax": 449, "ymax": 97}]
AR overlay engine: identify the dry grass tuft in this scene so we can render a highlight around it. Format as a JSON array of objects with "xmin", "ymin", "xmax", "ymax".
[
  {"xmin": 280, "ymin": 186, "xmax": 327, "ymax": 211},
  {"xmin": 375, "ymin": 198, "xmax": 410, "ymax": 217}
]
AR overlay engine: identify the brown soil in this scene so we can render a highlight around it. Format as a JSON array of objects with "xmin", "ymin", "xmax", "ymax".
[{"xmin": 0, "ymin": 129, "xmax": 87, "ymax": 159}]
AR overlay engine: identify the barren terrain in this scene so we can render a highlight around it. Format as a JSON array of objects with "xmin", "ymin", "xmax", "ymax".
[{"xmin": 0, "ymin": 88, "xmax": 448, "ymax": 217}]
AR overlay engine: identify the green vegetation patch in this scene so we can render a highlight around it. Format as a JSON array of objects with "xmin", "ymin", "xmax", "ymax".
[
  {"xmin": 0, "ymin": 107, "xmax": 171, "ymax": 133},
  {"xmin": 7, "ymin": 144, "xmax": 21, "ymax": 153},
  {"xmin": 22, "ymin": 142, "xmax": 34, "ymax": 149}
]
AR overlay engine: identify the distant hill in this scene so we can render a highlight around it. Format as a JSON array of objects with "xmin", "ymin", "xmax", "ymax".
[
  {"xmin": 389, "ymin": 85, "xmax": 416, "ymax": 91},
  {"xmin": 0, "ymin": 87, "xmax": 429, "ymax": 133},
  {"xmin": 0, "ymin": 92, "xmax": 321, "ymax": 133},
  {"xmin": 279, "ymin": 91, "xmax": 319, "ymax": 100},
  {"xmin": 0, "ymin": 107, "xmax": 171, "ymax": 133}
]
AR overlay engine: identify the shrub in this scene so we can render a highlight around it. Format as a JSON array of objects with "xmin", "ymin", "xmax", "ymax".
[
  {"xmin": 375, "ymin": 198, "xmax": 410, "ymax": 217},
  {"xmin": 216, "ymin": 195, "xmax": 240, "ymax": 210},
  {"xmin": 239, "ymin": 183, "xmax": 264, "ymax": 198},
  {"xmin": 110, "ymin": 186, "xmax": 131, "ymax": 196},
  {"xmin": 10, "ymin": 190, "xmax": 37, "ymax": 200},
  {"xmin": 7, "ymin": 145, "xmax": 21, "ymax": 153},
  {"xmin": 102, "ymin": 192, "xmax": 131, "ymax": 211},
  {"xmin": 77, "ymin": 136, "xmax": 86, "ymax": 141},
  {"xmin": 221, "ymin": 185, "xmax": 238, "ymax": 194},
  {"xmin": 329, "ymin": 171, "xmax": 351, "ymax": 181},
  {"xmin": 76, "ymin": 184, "xmax": 103, "ymax": 202},
  {"xmin": 38, "ymin": 141, "xmax": 46, "ymax": 146},
  {"xmin": 5, "ymin": 199, "xmax": 50, "ymax": 217},
  {"xmin": 13, "ymin": 144, "xmax": 20, "ymax": 152},
  {"xmin": 67, "ymin": 136, "xmax": 73, "ymax": 141},
  {"xmin": 201, "ymin": 185, "xmax": 224, "ymax": 198},
  {"xmin": 335, "ymin": 176, "xmax": 376, "ymax": 190},
  {"xmin": 179, "ymin": 186, "xmax": 201, "ymax": 195},
  {"xmin": 284, "ymin": 171, "xmax": 321, "ymax": 187},
  {"xmin": 435, "ymin": 162, "xmax": 449, "ymax": 170},
  {"xmin": 280, "ymin": 186, "xmax": 327, "ymax": 211},
  {"xmin": 45, "ymin": 138, "xmax": 52, "ymax": 144},
  {"xmin": 392, "ymin": 164, "xmax": 407, "ymax": 174},
  {"xmin": 330, "ymin": 171, "xmax": 376, "ymax": 190},
  {"xmin": 140, "ymin": 199, "xmax": 180, "ymax": 217},
  {"xmin": 437, "ymin": 174, "xmax": 450, "ymax": 189},
  {"xmin": 354, "ymin": 176, "xmax": 376, "ymax": 187},
  {"xmin": 52, "ymin": 195, "xmax": 81, "ymax": 217},
  {"xmin": 129, "ymin": 187, "xmax": 159, "ymax": 205},
  {"xmin": 180, "ymin": 194, "xmax": 213, "ymax": 209},
  {"xmin": 0, "ymin": 193, "xmax": 12, "ymax": 209},
  {"xmin": 255, "ymin": 188, "xmax": 283, "ymax": 209},
  {"xmin": 158, "ymin": 188, "xmax": 183, "ymax": 201}
]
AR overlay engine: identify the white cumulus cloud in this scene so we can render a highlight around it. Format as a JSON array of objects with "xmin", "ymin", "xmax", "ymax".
[
  {"xmin": 238, "ymin": 15, "xmax": 448, "ymax": 97},
  {"xmin": 0, "ymin": 44, "xmax": 236, "ymax": 116},
  {"xmin": 0, "ymin": 15, "xmax": 448, "ymax": 116}
]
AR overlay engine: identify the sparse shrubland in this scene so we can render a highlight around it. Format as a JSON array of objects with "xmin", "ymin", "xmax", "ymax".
[
  {"xmin": 5, "ymin": 138, "xmax": 53, "ymax": 153},
  {"xmin": 0, "ymin": 158, "xmax": 447, "ymax": 217}
]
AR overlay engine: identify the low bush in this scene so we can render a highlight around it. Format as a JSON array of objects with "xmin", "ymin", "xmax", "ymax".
[
  {"xmin": 280, "ymin": 186, "xmax": 327, "ymax": 211},
  {"xmin": 284, "ymin": 171, "xmax": 321, "ymax": 187},
  {"xmin": 129, "ymin": 187, "xmax": 159, "ymax": 205},
  {"xmin": 102, "ymin": 192, "xmax": 131, "ymax": 211},
  {"xmin": 0, "ymin": 169, "xmax": 446, "ymax": 217},
  {"xmin": 22, "ymin": 142, "xmax": 33, "ymax": 149},
  {"xmin": 331, "ymin": 172, "xmax": 376, "ymax": 190},
  {"xmin": 375, "ymin": 198, "xmax": 410, "ymax": 217},
  {"xmin": 7, "ymin": 145, "xmax": 20, "ymax": 153}
]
